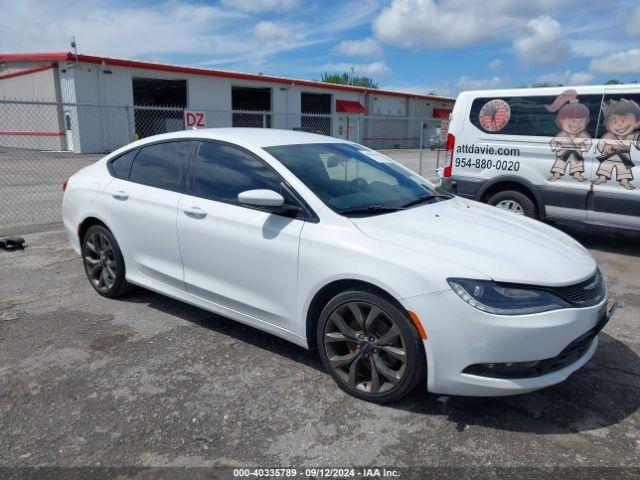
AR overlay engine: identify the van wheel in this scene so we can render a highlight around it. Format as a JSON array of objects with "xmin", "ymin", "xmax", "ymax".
[
  {"xmin": 317, "ymin": 290, "xmax": 426, "ymax": 403},
  {"xmin": 487, "ymin": 190, "xmax": 537, "ymax": 218}
]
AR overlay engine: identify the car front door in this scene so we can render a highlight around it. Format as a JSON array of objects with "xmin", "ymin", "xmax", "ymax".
[
  {"xmin": 588, "ymin": 89, "xmax": 640, "ymax": 229},
  {"xmin": 176, "ymin": 140, "xmax": 306, "ymax": 334},
  {"xmin": 103, "ymin": 140, "xmax": 195, "ymax": 291}
]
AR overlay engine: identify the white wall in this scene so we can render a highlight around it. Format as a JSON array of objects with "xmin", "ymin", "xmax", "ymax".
[
  {"xmin": 369, "ymin": 94, "xmax": 407, "ymax": 116},
  {"xmin": 5, "ymin": 59, "xmax": 453, "ymax": 152},
  {"xmin": 0, "ymin": 64, "xmax": 65, "ymax": 150}
]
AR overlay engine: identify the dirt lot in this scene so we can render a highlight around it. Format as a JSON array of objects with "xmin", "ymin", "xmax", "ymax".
[{"xmin": 0, "ymin": 221, "xmax": 639, "ymax": 472}]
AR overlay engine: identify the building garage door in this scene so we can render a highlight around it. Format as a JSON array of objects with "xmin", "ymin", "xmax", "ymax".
[
  {"xmin": 232, "ymin": 87, "xmax": 271, "ymax": 128},
  {"xmin": 301, "ymin": 93, "xmax": 331, "ymax": 135},
  {"xmin": 133, "ymin": 78, "xmax": 187, "ymax": 138}
]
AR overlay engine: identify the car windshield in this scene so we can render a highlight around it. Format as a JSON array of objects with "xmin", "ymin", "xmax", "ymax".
[{"xmin": 264, "ymin": 143, "xmax": 453, "ymax": 216}]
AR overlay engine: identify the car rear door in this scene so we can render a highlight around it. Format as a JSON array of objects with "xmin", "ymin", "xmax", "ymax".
[
  {"xmin": 588, "ymin": 89, "xmax": 640, "ymax": 229},
  {"xmin": 103, "ymin": 140, "xmax": 196, "ymax": 291},
  {"xmin": 176, "ymin": 140, "xmax": 306, "ymax": 334}
]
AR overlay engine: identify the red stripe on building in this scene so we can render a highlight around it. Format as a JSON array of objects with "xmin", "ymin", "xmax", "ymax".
[
  {"xmin": 0, "ymin": 131, "xmax": 65, "ymax": 137},
  {"xmin": 0, "ymin": 63, "xmax": 56, "ymax": 80}
]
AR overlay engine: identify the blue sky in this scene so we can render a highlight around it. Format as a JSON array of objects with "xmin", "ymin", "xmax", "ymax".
[{"xmin": 2, "ymin": 0, "xmax": 640, "ymax": 97}]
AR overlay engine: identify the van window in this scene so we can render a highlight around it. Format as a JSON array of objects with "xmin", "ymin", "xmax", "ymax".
[
  {"xmin": 470, "ymin": 95, "xmax": 602, "ymax": 137},
  {"xmin": 595, "ymin": 92, "xmax": 640, "ymax": 138},
  {"xmin": 129, "ymin": 141, "xmax": 193, "ymax": 192}
]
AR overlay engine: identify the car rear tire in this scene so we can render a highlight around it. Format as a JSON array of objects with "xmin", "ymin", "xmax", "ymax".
[
  {"xmin": 317, "ymin": 290, "xmax": 426, "ymax": 403},
  {"xmin": 82, "ymin": 225, "xmax": 134, "ymax": 298},
  {"xmin": 487, "ymin": 190, "xmax": 537, "ymax": 218}
]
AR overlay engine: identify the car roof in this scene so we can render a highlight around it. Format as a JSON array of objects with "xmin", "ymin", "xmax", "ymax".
[{"xmin": 131, "ymin": 128, "xmax": 351, "ymax": 149}]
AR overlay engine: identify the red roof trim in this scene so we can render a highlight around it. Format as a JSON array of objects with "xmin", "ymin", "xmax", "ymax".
[
  {"xmin": 0, "ymin": 52, "xmax": 455, "ymax": 103},
  {"xmin": 0, "ymin": 52, "xmax": 70, "ymax": 62},
  {"xmin": 0, "ymin": 63, "xmax": 55, "ymax": 81},
  {"xmin": 336, "ymin": 100, "xmax": 367, "ymax": 114}
]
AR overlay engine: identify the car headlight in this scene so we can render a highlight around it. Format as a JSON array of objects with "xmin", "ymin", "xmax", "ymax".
[{"xmin": 447, "ymin": 278, "xmax": 569, "ymax": 315}]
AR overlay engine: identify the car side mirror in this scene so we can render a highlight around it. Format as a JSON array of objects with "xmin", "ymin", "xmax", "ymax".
[
  {"xmin": 238, "ymin": 189, "xmax": 285, "ymax": 207},
  {"xmin": 237, "ymin": 189, "xmax": 301, "ymax": 217}
]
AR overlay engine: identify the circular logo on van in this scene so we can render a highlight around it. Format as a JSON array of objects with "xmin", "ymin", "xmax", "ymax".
[{"xmin": 479, "ymin": 99, "xmax": 511, "ymax": 132}]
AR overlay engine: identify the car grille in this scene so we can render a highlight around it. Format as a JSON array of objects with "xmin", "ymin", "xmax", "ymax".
[{"xmin": 550, "ymin": 269, "xmax": 606, "ymax": 307}]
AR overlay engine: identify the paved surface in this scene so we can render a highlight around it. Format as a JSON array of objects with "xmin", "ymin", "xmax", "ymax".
[
  {"xmin": 1, "ymin": 224, "xmax": 639, "ymax": 468},
  {"xmin": 0, "ymin": 148, "xmax": 435, "ymax": 236},
  {"xmin": 0, "ymin": 148, "xmax": 99, "ymax": 235},
  {"xmin": 380, "ymin": 148, "xmax": 441, "ymax": 180}
]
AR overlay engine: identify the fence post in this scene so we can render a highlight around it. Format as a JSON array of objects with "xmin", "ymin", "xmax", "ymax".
[
  {"xmin": 126, "ymin": 106, "xmax": 134, "ymax": 143},
  {"xmin": 418, "ymin": 119, "xmax": 424, "ymax": 176}
]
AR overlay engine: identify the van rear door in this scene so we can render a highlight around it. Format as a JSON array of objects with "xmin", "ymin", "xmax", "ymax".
[{"xmin": 588, "ymin": 88, "xmax": 640, "ymax": 229}]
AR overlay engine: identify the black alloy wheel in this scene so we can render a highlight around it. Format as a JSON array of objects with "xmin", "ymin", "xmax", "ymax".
[{"xmin": 318, "ymin": 290, "xmax": 426, "ymax": 403}]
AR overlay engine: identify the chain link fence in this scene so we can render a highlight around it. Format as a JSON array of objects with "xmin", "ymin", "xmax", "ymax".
[{"xmin": 0, "ymin": 99, "xmax": 448, "ymax": 235}]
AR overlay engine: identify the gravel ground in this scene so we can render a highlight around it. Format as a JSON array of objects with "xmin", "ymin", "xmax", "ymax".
[{"xmin": 0, "ymin": 223, "xmax": 638, "ymax": 472}]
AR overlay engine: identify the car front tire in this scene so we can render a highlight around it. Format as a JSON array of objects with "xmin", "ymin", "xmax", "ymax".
[
  {"xmin": 317, "ymin": 290, "xmax": 426, "ymax": 403},
  {"xmin": 82, "ymin": 225, "xmax": 133, "ymax": 298}
]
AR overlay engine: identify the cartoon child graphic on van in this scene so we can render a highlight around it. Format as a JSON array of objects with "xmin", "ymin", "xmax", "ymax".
[
  {"xmin": 546, "ymin": 89, "xmax": 591, "ymax": 183},
  {"xmin": 593, "ymin": 98, "xmax": 639, "ymax": 190}
]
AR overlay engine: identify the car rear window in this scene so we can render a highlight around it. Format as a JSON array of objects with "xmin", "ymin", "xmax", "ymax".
[{"xmin": 129, "ymin": 141, "xmax": 193, "ymax": 192}]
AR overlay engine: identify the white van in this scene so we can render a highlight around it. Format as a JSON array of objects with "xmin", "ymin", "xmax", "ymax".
[{"xmin": 439, "ymin": 85, "xmax": 640, "ymax": 230}]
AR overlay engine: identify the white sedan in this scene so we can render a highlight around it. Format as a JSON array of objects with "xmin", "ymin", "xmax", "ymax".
[{"xmin": 62, "ymin": 129, "xmax": 615, "ymax": 402}]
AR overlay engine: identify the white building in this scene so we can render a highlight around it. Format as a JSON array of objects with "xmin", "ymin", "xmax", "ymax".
[{"xmin": 0, "ymin": 52, "xmax": 454, "ymax": 153}]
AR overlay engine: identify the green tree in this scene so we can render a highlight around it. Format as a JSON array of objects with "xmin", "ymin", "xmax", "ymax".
[
  {"xmin": 321, "ymin": 72, "xmax": 378, "ymax": 88},
  {"xmin": 531, "ymin": 82, "xmax": 564, "ymax": 88},
  {"xmin": 604, "ymin": 79, "xmax": 622, "ymax": 85}
]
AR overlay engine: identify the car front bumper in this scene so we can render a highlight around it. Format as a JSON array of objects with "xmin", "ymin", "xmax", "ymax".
[{"xmin": 401, "ymin": 290, "xmax": 612, "ymax": 396}]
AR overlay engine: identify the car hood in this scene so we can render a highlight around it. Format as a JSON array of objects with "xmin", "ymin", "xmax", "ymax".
[{"xmin": 350, "ymin": 198, "xmax": 596, "ymax": 287}]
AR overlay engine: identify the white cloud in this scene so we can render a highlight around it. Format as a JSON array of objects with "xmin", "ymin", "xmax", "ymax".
[
  {"xmin": 373, "ymin": 0, "xmax": 510, "ymax": 48},
  {"xmin": 513, "ymin": 16, "xmax": 571, "ymax": 66},
  {"xmin": 627, "ymin": 6, "xmax": 640, "ymax": 37},
  {"xmin": 334, "ymin": 38, "xmax": 383, "ymax": 58},
  {"xmin": 372, "ymin": 0, "xmax": 580, "ymax": 50},
  {"xmin": 253, "ymin": 21, "xmax": 290, "ymax": 41},
  {"xmin": 569, "ymin": 71, "xmax": 594, "ymax": 85},
  {"xmin": 0, "ymin": 1, "xmax": 244, "ymax": 57},
  {"xmin": 590, "ymin": 49, "xmax": 640, "ymax": 75},
  {"xmin": 536, "ymin": 70, "xmax": 594, "ymax": 86},
  {"xmin": 0, "ymin": 0, "xmax": 374, "ymax": 71},
  {"xmin": 323, "ymin": 61, "xmax": 392, "ymax": 77},
  {"xmin": 454, "ymin": 75, "xmax": 508, "ymax": 91},
  {"xmin": 220, "ymin": 0, "xmax": 298, "ymax": 13},
  {"xmin": 571, "ymin": 39, "xmax": 628, "ymax": 58},
  {"xmin": 488, "ymin": 58, "xmax": 503, "ymax": 69}
]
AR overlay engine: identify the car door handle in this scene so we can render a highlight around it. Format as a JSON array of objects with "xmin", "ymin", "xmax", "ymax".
[
  {"xmin": 112, "ymin": 190, "xmax": 129, "ymax": 201},
  {"xmin": 183, "ymin": 206, "xmax": 207, "ymax": 219}
]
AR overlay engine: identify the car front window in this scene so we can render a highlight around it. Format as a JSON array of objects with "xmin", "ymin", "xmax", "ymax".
[{"xmin": 264, "ymin": 143, "xmax": 452, "ymax": 216}]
